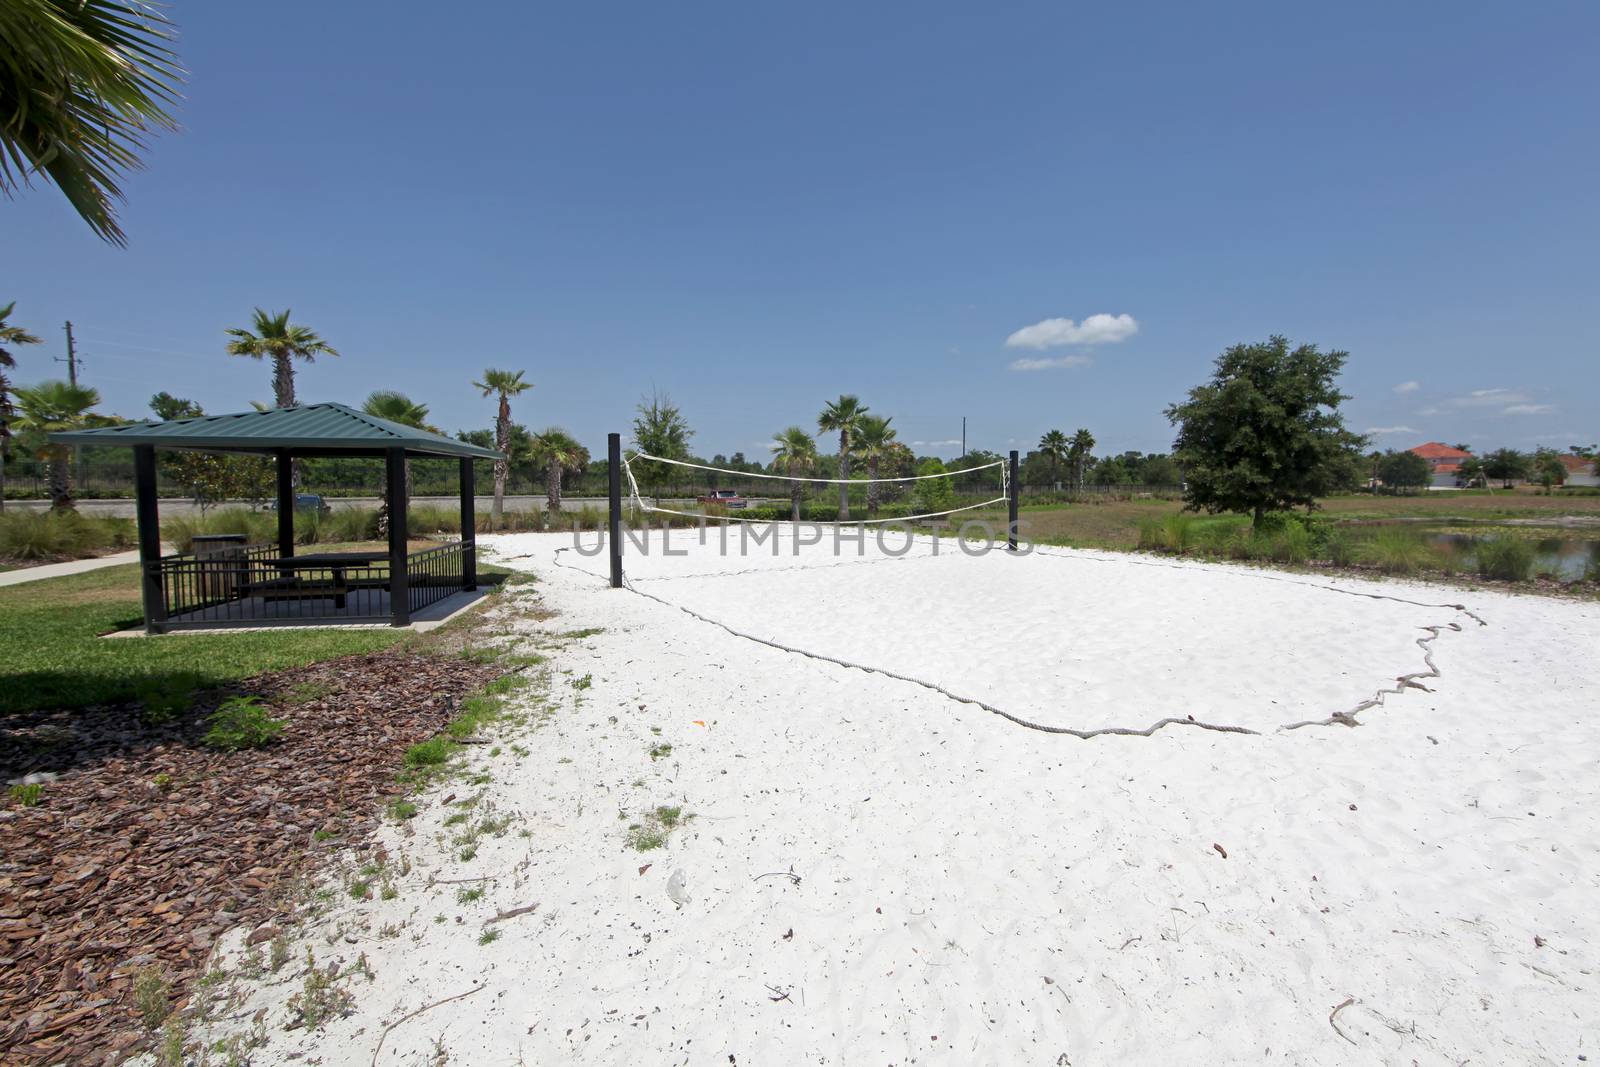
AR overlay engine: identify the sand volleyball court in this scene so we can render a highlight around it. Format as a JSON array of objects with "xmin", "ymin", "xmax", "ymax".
[{"xmin": 186, "ymin": 528, "xmax": 1600, "ymax": 1066}]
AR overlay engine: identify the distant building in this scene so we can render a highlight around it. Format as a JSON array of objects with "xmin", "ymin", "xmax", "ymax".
[
  {"xmin": 1557, "ymin": 454, "xmax": 1600, "ymax": 488},
  {"xmin": 1408, "ymin": 442, "xmax": 1473, "ymax": 488}
]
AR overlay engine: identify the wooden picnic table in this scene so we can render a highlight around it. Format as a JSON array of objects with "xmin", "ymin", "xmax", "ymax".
[{"xmin": 250, "ymin": 551, "xmax": 389, "ymax": 608}]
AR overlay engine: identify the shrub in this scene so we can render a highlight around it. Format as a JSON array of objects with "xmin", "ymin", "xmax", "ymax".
[
  {"xmin": 137, "ymin": 676, "xmax": 197, "ymax": 725},
  {"xmin": 1360, "ymin": 528, "xmax": 1435, "ymax": 574},
  {"xmin": 1474, "ymin": 536, "xmax": 1535, "ymax": 582},
  {"xmin": 202, "ymin": 695, "xmax": 286, "ymax": 751},
  {"xmin": 0, "ymin": 510, "xmax": 134, "ymax": 561},
  {"xmin": 163, "ymin": 509, "xmax": 275, "ymax": 553},
  {"xmin": 1323, "ymin": 528, "xmax": 1357, "ymax": 567}
]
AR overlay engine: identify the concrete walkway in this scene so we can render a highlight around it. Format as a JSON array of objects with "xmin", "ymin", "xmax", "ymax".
[{"xmin": 0, "ymin": 550, "xmax": 142, "ymax": 587}]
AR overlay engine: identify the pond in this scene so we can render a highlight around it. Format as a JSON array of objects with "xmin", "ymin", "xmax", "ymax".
[{"xmin": 1425, "ymin": 530, "xmax": 1600, "ymax": 580}]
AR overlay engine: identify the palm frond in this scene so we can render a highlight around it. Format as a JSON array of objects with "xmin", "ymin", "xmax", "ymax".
[{"xmin": 0, "ymin": 0, "xmax": 185, "ymax": 245}]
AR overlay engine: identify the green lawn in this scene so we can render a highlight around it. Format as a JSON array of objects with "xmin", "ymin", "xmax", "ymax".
[{"xmin": 0, "ymin": 564, "xmax": 408, "ymax": 714}]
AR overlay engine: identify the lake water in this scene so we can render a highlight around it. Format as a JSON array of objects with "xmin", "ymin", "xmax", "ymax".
[{"xmin": 1426, "ymin": 531, "xmax": 1600, "ymax": 580}]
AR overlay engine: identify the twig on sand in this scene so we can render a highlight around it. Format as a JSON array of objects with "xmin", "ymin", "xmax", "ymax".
[
  {"xmin": 486, "ymin": 903, "xmax": 539, "ymax": 925},
  {"xmin": 754, "ymin": 866, "xmax": 802, "ymax": 886},
  {"xmin": 1117, "ymin": 936, "xmax": 1142, "ymax": 951},
  {"xmin": 371, "ymin": 984, "xmax": 486, "ymax": 1066},
  {"xmin": 766, "ymin": 984, "xmax": 793, "ymax": 1004},
  {"xmin": 1329, "ymin": 997, "xmax": 1357, "ymax": 1044}
]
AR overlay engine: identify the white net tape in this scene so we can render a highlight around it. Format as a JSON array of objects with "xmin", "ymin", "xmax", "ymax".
[{"xmin": 623, "ymin": 450, "xmax": 1009, "ymax": 526}]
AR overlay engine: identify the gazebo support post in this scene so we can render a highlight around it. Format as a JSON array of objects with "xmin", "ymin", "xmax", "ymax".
[
  {"xmin": 459, "ymin": 457, "xmax": 477, "ymax": 591},
  {"xmin": 133, "ymin": 445, "xmax": 168, "ymax": 634},
  {"xmin": 387, "ymin": 447, "xmax": 410, "ymax": 626},
  {"xmin": 275, "ymin": 448, "xmax": 295, "ymax": 559}
]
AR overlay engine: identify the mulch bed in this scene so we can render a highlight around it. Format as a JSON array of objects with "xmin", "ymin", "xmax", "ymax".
[{"xmin": 0, "ymin": 650, "xmax": 502, "ymax": 1065}]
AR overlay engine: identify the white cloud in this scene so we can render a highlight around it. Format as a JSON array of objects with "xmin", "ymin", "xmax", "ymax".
[
  {"xmin": 911, "ymin": 439, "xmax": 963, "ymax": 448},
  {"xmin": 1005, "ymin": 313, "xmax": 1138, "ymax": 349},
  {"xmin": 1502, "ymin": 403, "xmax": 1554, "ymax": 415},
  {"xmin": 1364, "ymin": 425, "xmax": 1420, "ymax": 436},
  {"xmin": 1392, "ymin": 380, "xmax": 1420, "ymax": 394},
  {"xmin": 1008, "ymin": 354, "xmax": 1094, "ymax": 372}
]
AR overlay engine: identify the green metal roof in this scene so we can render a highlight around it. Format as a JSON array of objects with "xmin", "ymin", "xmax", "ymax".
[{"xmin": 50, "ymin": 402, "xmax": 504, "ymax": 459}]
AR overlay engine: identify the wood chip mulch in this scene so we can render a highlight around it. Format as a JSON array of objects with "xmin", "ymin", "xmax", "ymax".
[{"xmin": 0, "ymin": 650, "xmax": 503, "ymax": 1066}]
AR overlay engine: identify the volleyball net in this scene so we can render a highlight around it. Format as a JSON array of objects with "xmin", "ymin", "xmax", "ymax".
[{"xmin": 620, "ymin": 451, "xmax": 1011, "ymax": 527}]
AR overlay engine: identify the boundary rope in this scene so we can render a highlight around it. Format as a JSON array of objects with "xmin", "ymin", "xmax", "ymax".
[{"xmin": 538, "ymin": 538, "xmax": 1483, "ymax": 740}]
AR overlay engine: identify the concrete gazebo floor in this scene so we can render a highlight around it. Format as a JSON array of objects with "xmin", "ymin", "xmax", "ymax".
[{"xmin": 102, "ymin": 587, "xmax": 494, "ymax": 638}]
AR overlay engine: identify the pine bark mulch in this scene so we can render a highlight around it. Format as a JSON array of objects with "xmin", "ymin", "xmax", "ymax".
[{"xmin": 0, "ymin": 649, "xmax": 502, "ymax": 1065}]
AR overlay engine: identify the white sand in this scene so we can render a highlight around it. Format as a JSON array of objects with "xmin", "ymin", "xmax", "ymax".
[{"xmin": 190, "ymin": 528, "xmax": 1600, "ymax": 1066}]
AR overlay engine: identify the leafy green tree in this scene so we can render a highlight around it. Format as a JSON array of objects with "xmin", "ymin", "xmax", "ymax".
[
  {"xmin": 12, "ymin": 380, "xmax": 103, "ymax": 510},
  {"xmin": 818, "ymin": 395, "xmax": 869, "ymax": 521},
  {"xmin": 1140, "ymin": 454, "xmax": 1180, "ymax": 486},
  {"xmin": 0, "ymin": 302, "xmax": 43, "ymax": 510},
  {"xmin": 1533, "ymin": 448, "xmax": 1567, "ymax": 493},
  {"xmin": 1091, "ymin": 457, "xmax": 1130, "ymax": 486},
  {"xmin": 854, "ymin": 414, "xmax": 897, "ymax": 516},
  {"xmin": 1037, "ymin": 429, "xmax": 1069, "ymax": 489},
  {"xmin": 1067, "ymin": 428, "xmax": 1096, "ymax": 492},
  {"xmin": 0, "ymin": 1, "xmax": 182, "ymax": 245},
  {"xmin": 911, "ymin": 457, "xmax": 954, "ymax": 515},
  {"xmin": 1165, "ymin": 335, "xmax": 1366, "ymax": 527},
  {"xmin": 226, "ymin": 309, "xmax": 340, "ymax": 410},
  {"xmin": 529, "ymin": 428, "xmax": 589, "ymax": 514},
  {"xmin": 630, "ymin": 390, "xmax": 693, "ymax": 504},
  {"xmin": 1456, "ymin": 455, "xmax": 1487, "ymax": 488},
  {"xmin": 149, "ymin": 391, "xmax": 201, "ymax": 421},
  {"xmin": 770, "ymin": 426, "xmax": 818, "ymax": 522},
  {"xmin": 1481, "ymin": 448, "xmax": 1531, "ymax": 489},
  {"xmin": 363, "ymin": 390, "xmax": 431, "ymax": 534},
  {"xmin": 473, "ymin": 368, "xmax": 533, "ymax": 525},
  {"xmin": 1376, "ymin": 449, "xmax": 1431, "ymax": 493}
]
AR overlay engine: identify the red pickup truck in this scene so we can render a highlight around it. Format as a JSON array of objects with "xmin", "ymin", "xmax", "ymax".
[{"xmin": 696, "ymin": 489, "xmax": 748, "ymax": 510}]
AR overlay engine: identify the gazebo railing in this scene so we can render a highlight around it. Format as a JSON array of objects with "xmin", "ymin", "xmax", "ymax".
[
  {"xmin": 149, "ymin": 541, "xmax": 469, "ymax": 628},
  {"xmin": 406, "ymin": 542, "xmax": 469, "ymax": 615}
]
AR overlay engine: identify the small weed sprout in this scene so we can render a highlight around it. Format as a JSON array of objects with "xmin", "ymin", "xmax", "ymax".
[
  {"xmin": 572, "ymin": 673, "xmax": 593, "ymax": 691},
  {"xmin": 648, "ymin": 743, "xmax": 672, "ymax": 761},
  {"xmin": 287, "ymin": 948, "xmax": 354, "ymax": 1030},
  {"xmin": 132, "ymin": 965, "xmax": 171, "ymax": 1029},
  {"xmin": 269, "ymin": 934, "xmax": 291, "ymax": 973},
  {"xmin": 8, "ymin": 783, "xmax": 43, "ymax": 807},
  {"xmin": 456, "ymin": 886, "xmax": 484, "ymax": 904},
  {"xmin": 478, "ymin": 928, "xmax": 501, "ymax": 946},
  {"xmin": 387, "ymin": 799, "xmax": 418, "ymax": 821},
  {"xmin": 202, "ymin": 696, "xmax": 286, "ymax": 751}
]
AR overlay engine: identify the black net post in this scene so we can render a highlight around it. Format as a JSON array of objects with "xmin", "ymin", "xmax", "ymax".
[
  {"xmin": 1008, "ymin": 450, "xmax": 1020, "ymax": 551},
  {"xmin": 608, "ymin": 432, "xmax": 624, "ymax": 588}
]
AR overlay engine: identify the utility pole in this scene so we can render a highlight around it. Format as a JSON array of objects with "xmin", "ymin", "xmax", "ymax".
[
  {"xmin": 961, "ymin": 417, "xmax": 966, "ymax": 459},
  {"xmin": 59, "ymin": 321, "xmax": 79, "ymax": 385},
  {"xmin": 60, "ymin": 322, "xmax": 83, "ymax": 496}
]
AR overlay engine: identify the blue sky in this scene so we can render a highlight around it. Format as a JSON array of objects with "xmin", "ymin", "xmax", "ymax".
[{"xmin": 8, "ymin": 1, "xmax": 1598, "ymax": 461}]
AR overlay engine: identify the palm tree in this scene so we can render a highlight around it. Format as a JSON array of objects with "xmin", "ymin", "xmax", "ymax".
[
  {"xmin": 1, "ymin": 302, "xmax": 44, "ymax": 510},
  {"xmin": 817, "ymin": 394, "xmax": 868, "ymax": 521},
  {"xmin": 225, "ymin": 309, "xmax": 339, "ymax": 410},
  {"xmin": 770, "ymin": 427, "xmax": 818, "ymax": 523},
  {"xmin": 854, "ymin": 415, "xmax": 897, "ymax": 517},
  {"xmin": 362, "ymin": 390, "xmax": 430, "ymax": 535},
  {"xmin": 529, "ymin": 429, "xmax": 590, "ymax": 515},
  {"xmin": 473, "ymin": 368, "xmax": 533, "ymax": 526},
  {"xmin": 1068, "ymin": 428, "xmax": 1096, "ymax": 492},
  {"xmin": 1038, "ymin": 429, "xmax": 1068, "ymax": 490},
  {"xmin": 12, "ymin": 381, "xmax": 102, "ymax": 510},
  {"xmin": 0, "ymin": 1, "xmax": 182, "ymax": 245}
]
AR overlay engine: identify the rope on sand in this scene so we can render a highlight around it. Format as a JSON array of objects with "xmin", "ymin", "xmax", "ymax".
[{"xmin": 541, "ymin": 544, "xmax": 1484, "ymax": 740}]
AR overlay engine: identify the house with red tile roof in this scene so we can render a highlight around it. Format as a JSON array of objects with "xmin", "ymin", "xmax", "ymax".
[
  {"xmin": 1556, "ymin": 453, "xmax": 1600, "ymax": 488},
  {"xmin": 1407, "ymin": 442, "xmax": 1473, "ymax": 488}
]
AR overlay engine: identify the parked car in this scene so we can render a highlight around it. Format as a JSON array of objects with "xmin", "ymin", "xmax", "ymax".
[
  {"xmin": 696, "ymin": 489, "xmax": 748, "ymax": 509},
  {"xmin": 267, "ymin": 493, "xmax": 333, "ymax": 514}
]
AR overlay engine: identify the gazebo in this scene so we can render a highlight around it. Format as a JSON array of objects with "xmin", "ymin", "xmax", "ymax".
[{"xmin": 51, "ymin": 402, "xmax": 503, "ymax": 633}]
